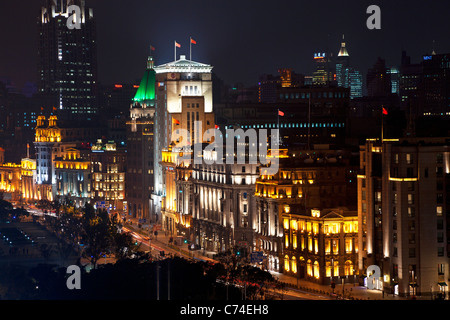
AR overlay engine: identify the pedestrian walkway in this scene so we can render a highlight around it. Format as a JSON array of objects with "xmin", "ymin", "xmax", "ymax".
[{"xmin": 269, "ymin": 270, "xmax": 433, "ymax": 300}]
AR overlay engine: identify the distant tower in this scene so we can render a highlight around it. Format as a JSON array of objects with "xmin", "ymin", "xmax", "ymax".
[
  {"xmin": 336, "ymin": 35, "xmax": 350, "ymax": 88},
  {"xmin": 335, "ymin": 35, "xmax": 362, "ymax": 99},
  {"xmin": 38, "ymin": 0, "xmax": 98, "ymax": 119}
]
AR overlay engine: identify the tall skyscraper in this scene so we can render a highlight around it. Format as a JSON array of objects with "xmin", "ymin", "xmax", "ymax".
[
  {"xmin": 335, "ymin": 36, "xmax": 363, "ymax": 99},
  {"xmin": 421, "ymin": 53, "xmax": 450, "ymax": 116},
  {"xmin": 312, "ymin": 52, "xmax": 333, "ymax": 86},
  {"xmin": 336, "ymin": 35, "xmax": 350, "ymax": 88},
  {"xmin": 38, "ymin": 0, "xmax": 98, "ymax": 119}
]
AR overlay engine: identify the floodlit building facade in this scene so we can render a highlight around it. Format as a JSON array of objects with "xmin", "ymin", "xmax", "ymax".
[{"xmin": 358, "ymin": 137, "xmax": 450, "ymax": 298}]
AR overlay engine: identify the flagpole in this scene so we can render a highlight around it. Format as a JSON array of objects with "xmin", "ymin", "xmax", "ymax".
[
  {"xmin": 190, "ymin": 37, "xmax": 192, "ymax": 60},
  {"xmin": 174, "ymin": 41, "xmax": 176, "ymax": 61}
]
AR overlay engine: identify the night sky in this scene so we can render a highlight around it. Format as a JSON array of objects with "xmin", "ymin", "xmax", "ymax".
[{"xmin": 1, "ymin": 0, "xmax": 450, "ymax": 89}]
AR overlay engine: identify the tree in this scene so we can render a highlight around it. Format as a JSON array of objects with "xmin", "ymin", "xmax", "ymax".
[
  {"xmin": 80, "ymin": 204, "xmax": 113, "ymax": 269},
  {"xmin": 39, "ymin": 243, "xmax": 55, "ymax": 262}
]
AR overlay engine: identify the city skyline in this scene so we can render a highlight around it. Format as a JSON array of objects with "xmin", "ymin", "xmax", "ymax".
[
  {"xmin": 1, "ymin": 0, "xmax": 450, "ymax": 89},
  {"xmin": 0, "ymin": 0, "xmax": 450, "ymax": 304}
]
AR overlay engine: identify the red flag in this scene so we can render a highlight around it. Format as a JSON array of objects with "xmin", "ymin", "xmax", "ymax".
[
  {"xmin": 173, "ymin": 118, "xmax": 180, "ymax": 125},
  {"xmin": 175, "ymin": 41, "xmax": 181, "ymax": 48},
  {"xmin": 150, "ymin": 45, "xmax": 155, "ymax": 51},
  {"xmin": 191, "ymin": 38, "xmax": 197, "ymax": 45},
  {"xmin": 278, "ymin": 110, "xmax": 284, "ymax": 117},
  {"xmin": 382, "ymin": 107, "xmax": 388, "ymax": 115}
]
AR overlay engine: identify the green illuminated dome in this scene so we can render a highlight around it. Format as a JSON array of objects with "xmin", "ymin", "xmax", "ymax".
[{"xmin": 133, "ymin": 56, "xmax": 156, "ymax": 104}]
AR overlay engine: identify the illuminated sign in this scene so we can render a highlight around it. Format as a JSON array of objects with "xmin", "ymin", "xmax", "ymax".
[{"xmin": 314, "ymin": 53, "xmax": 326, "ymax": 59}]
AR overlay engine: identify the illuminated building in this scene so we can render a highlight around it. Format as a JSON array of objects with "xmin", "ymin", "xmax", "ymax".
[
  {"xmin": 257, "ymin": 70, "xmax": 304, "ymax": 103},
  {"xmin": 215, "ymin": 86, "xmax": 350, "ymax": 146},
  {"xmin": 388, "ymin": 67, "xmax": 400, "ymax": 95},
  {"xmin": 38, "ymin": 0, "xmax": 98, "ymax": 118},
  {"xmin": 189, "ymin": 148, "xmax": 259, "ymax": 254},
  {"xmin": 282, "ymin": 207, "xmax": 358, "ymax": 284},
  {"xmin": 160, "ymin": 146, "xmax": 180, "ymax": 233},
  {"xmin": 336, "ymin": 35, "xmax": 350, "ymax": 89},
  {"xmin": 358, "ymin": 138, "xmax": 449, "ymax": 297},
  {"xmin": 255, "ymin": 147, "xmax": 358, "ymax": 272},
  {"xmin": 21, "ymin": 158, "xmax": 38, "ymax": 202},
  {"xmin": 153, "ymin": 54, "xmax": 216, "ymax": 223},
  {"xmin": 421, "ymin": 53, "xmax": 450, "ymax": 116},
  {"xmin": 399, "ymin": 51, "xmax": 422, "ymax": 115},
  {"xmin": 126, "ymin": 56, "xmax": 156, "ymax": 221},
  {"xmin": 0, "ymin": 163, "xmax": 21, "ymax": 202},
  {"xmin": 54, "ymin": 143, "xmax": 91, "ymax": 207},
  {"xmin": 34, "ymin": 115, "xmax": 61, "ymax": 190},
  {"xmin": 312, "ymin": 52, "xmax": 334, "ymax": 86},
  {"xmin": 90, "ymin": 139, "xmax": 126, "ymax": 212},
  {"xmin": 335, "ymin": 35, "xmax": 363, "ymax": 100}
]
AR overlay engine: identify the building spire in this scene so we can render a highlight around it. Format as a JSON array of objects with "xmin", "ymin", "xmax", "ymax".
[{"xmin": 338, "ymin": 34, "xmax": 349, "ymax": 57}]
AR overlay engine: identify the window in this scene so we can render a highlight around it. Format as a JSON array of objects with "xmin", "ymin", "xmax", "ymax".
[
  {"xmin": 437, "ymin": 193, "xmax": 443, "ymax": 204},
  {"xmin": 438, "ymin": 247, "xmax": 444, "ymax": 257},
  {"xmin": 437, "ymin": 232, "xmax": 444, "ymax": 243},
  {"xmin": 438, "ymin": 264, "xmax": 445, "ymax": 275},
  {"xmin": 437, "ymin": 206, "xmax": 443, "ymax": 216},
  {"xmin": 408, "ymin": 194, "xmax": 414, "ymax": 205},
  {"xmin": 332, "ymin": 239, "xmax": 339, "ymax": 254},
  {"xmin": 345, "ymin": 238, "xmax": 353, "ymax": 253},
  {"xmin": 325, "ymin": 239, "xmax": 331, "ymax": 254},
  {"xmin": 409, "ymin": 248, "xmax": 416, "ymax": 258},
  {"xmin": 409, "ymin": 233, "xmax": 415, "ymax": 244},
  {"xmin": 408, "ymin": 207, "xmax": 415, "ymax": 217},
  {"xmin": 406, "ymin": 154, "xmax": 412, "ymax": 164}
]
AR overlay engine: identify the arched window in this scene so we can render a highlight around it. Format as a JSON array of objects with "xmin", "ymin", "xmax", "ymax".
[
  {"xmin": 284, "ymin": 255, "xmax": 290, "ymax": 272},
  {"xmin": 314, "ymin": 261, "xmax": 320, "ymax": 279},
  {"xmin": 345, "ymin": 260, "xmax": 354, "ymax": 276},
  {"xmin": 307, "ymin": 259, "xmax": 313, "ymax": 277},
  {"xmin": 291, "ymin": 257, "xmax": 297, "ymax": 273}
]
